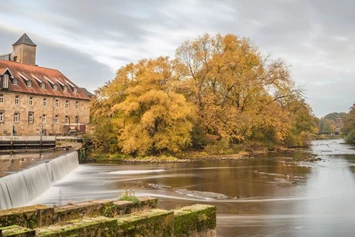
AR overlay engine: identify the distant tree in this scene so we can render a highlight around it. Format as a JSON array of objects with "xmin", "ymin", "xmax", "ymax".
[
  {"xmin": 318, "ymin": 112, "xmax": 346, "ymax": 135},
  {"xmin": 343, "ymin": 103, "xmax": 355, "ymax": 143},
  {"xmin": 319, "ymin": 119, "xmax": 336, "ymax": 134}
]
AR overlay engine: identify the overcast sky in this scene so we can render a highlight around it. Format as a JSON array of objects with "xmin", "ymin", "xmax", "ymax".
[{"xmin": 1, "ymin": 0, "xmax": 354, "ymax": 117}]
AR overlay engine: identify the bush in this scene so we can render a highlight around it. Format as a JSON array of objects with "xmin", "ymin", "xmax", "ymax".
[
  {"xmin": 119, "ymin": 195, "xmax": 139, "ymax": 204},
  {"xmin": 345, "ymin": 129, "xmax": 355, "ymax": 144}
]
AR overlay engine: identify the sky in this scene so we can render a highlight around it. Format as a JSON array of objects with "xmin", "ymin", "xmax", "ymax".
[{"xmin": 0, "ymin": 0, "xmax": 354, "ymax": 117}]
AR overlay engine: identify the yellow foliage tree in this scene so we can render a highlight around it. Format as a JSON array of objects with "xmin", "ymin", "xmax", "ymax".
[
  {"xmin": 92, "ymin": 57, "xmax": 196, "ymax": 155},
  {"xmin": 90, "ymin": 33, "xmax": 317, "ymax": 155},
  {"xmin": 175, "ymin": 33, "xmax": 315, "ymax": 147}
]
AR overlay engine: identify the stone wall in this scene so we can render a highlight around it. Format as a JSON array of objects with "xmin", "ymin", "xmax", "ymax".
[
  {"xmin": 0, "ymin": 91, "xmax": 90, "ymax": 136},
  {"xmin": 0, "ymin": 197, "xmax": 216, "ymax": 237}
]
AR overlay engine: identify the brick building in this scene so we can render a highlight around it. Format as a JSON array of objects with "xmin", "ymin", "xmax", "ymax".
[{"xmin": 0, "ymin": 34, "xmax": 91, "ymax": 136}]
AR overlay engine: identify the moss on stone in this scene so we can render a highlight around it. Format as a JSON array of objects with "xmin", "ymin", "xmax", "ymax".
[
  {"xmin": 174, "ymin": 204, "xmax": 216, "ymax": 237},
  {"xmin": 116, "ymin": 209, "xmax": 174, "ymax": 237},
  {"xmin": 37, "ymin": 216, "xmax": 117, "ymax": 237},
  {"xmin": 0, "ymin": 225, "xmax": 35, "ymax": 237},
  {"xmin": 0, "ymin": 199, "xmax": 216, "ymax": 237},
  {"xmin": 0, "ymin": 205, "xmax": 54, "ymax": 229}
]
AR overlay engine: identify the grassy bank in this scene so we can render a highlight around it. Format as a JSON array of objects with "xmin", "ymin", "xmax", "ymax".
[{"xmin": 87, "ymin": 143, "xmax": 296, "ymax": 163}]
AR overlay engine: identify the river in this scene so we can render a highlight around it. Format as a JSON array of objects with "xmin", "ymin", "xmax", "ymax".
[{"xmin": 30, "ymin": 139, "xmax": 355, "ymax": 236}]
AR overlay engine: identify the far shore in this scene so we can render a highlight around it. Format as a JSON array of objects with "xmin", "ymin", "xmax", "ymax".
[{"xmin": 86, "ymin": 146, "xmax": 305, "ymax": 163}]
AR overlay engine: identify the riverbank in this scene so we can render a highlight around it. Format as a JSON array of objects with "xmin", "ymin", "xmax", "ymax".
[{"xmin": 88, "ymin": 146, "xmax": 299, "ymax": 163}]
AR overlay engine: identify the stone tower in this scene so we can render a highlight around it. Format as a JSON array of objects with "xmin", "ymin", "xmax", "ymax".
[{"xmin": 11, "ymin": 33, "xmax": 37, "ymax": 65}]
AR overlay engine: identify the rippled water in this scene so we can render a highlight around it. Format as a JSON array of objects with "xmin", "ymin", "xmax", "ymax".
[{"xmin": 30, "ymin": 139, "xmax": 355, "ymax": 236}]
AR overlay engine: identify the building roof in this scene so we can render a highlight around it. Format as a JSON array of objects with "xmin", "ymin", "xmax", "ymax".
[
  {"xmin": 79, "ymin": 87, "xmax": 94, "ymax": 98},
  {"xmin": 12, "ymin": 33, "xmax": 37, "ymax": 47},
  {"xmin": 0, "ymin": 60, "xmax": 90, "ymax": 100}
]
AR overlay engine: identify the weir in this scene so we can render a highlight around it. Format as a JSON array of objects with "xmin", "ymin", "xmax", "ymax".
[{"xmin": 0, "ymin": 151, "xmax": 79, "ymax": 210}]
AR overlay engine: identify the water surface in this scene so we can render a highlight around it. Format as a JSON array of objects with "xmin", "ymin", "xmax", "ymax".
[{"xmin": 31, "ymin": 139, "xmax": 355, "ymax": 236}]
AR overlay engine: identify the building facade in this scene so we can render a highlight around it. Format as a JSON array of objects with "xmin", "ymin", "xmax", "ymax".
[{"xmin": 0, "ymin": 34, "xmax": 91, "ymax": 136}]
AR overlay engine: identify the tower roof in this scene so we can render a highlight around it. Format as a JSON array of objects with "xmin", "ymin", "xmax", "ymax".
[{"xmin": 12, "ymin": 33, "xmax": 37, "ymax": 47}]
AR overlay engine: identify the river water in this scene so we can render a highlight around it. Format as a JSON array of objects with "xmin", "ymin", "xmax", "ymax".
[{"xmin": 30, "ymin": 139, "xmax": 355, "ymax": 236}]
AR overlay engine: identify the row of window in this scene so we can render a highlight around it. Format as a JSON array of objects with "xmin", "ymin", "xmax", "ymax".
[
  {"xmin": 0, "ymin": 94, "xmax": 80, "ymax": 108},
  {"xmin": 2, "ymin": 73, "xmax": 78, "ymax": 93},
  {"xmin": 0, "ymin": 111, "xmax": 79, "ymax": 124}
]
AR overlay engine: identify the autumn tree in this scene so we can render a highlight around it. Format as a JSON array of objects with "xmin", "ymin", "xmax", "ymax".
[
  {"xmin": 91, "ymin": 57, "xmax": 195, "ymax": 155},
  {"xmin": 90, "ymin": 33, "xmax": 317, "ymax": 156},
  {"xmin": 343, "ymin": 103, "xmax": 355, "ymax": 144},
  {"xmin": 318, "ymin": 112, "xmax": 346, "ymax": 135},
  {"xmin": 175, "ymin": 34, "xmax": 315, "ymax": 148}
]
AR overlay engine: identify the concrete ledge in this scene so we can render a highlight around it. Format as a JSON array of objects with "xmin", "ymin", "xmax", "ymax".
[
  {"xmin": 0, "ymin": 225, "xmax": 35, "ymax": 237},
  {"xmin": 37, "ymin": 209, "xmax": 174, "ymax": 237},
  {"xmin": 0, "ymin": 199, "xmax": 216, "ymax": 237},
  {"xmin": 36, "ymin": 216, "xmax": 117, "ymax": 237},
  {"xmin": 0, "ymin": 205, "xmax": 54, "ymax": 228},
  {"xmin": 174, "ymin": 204, "xmax": 217, "ymax": 237},
  {"xmin": 117, "ymin": 209, "xmax": 174, "ymax": 236}
]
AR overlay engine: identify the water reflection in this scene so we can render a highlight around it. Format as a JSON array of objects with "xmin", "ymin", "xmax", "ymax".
[{"xmin": 29, "ymin": 139, "xmax": 355, "ymax": 236}]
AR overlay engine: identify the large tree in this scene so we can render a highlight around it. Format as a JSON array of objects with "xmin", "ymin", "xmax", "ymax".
[
  {"xmin": 91, "ymin": 57, "xmax": 195, "ymax": 155},
  {"xmin": 91, "ymin": 33, "xmax": 317, "ymax": 155},
  {"xmin": 175, "ymin": 34, "xmax": 315, "ymax": 147}
]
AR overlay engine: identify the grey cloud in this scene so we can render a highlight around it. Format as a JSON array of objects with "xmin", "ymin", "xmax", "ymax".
[{"xmin": 1, "ymin": 0, "xmax": 355, "ymax": 116}]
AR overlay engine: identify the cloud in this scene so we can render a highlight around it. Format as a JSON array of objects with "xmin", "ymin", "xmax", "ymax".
[{"xmin": 1, "ymin": 0, "xmax": 355, "ymax": 116}]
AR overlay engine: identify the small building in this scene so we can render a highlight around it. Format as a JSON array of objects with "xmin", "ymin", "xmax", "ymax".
[{"xmin": 0, "ymin": 34, "xmax": 91, "ymax": 136}]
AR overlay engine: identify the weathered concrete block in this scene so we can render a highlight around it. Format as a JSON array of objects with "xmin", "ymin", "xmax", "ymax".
[
  {"xmin": 0, "ymin": 198, "xmax": 217, "ymax": 237},
  {"xmin": 0, "ymin": 205, "xmax": 54, "ymax": 228},
  {"xmin": 37, "ymin": 209, "xmax": 174, "ymax": 237},
  {"xmin": 174, "ymin": 204, "xmax": 217, "ymax": 237},
  {"xmin": 53, "ymin": 199, "xmax": 113, "ymax": 223},
  {"xmin": 0, "ymin": 225, "xmax": 35, "ymax": 237},
  {"xmin": 107, "ymin": 197, "xmax": 157, "ymax": 217},
  {"xmin": 116, "ymin": 209, "xmax": 174, "ymax": 237},
  {"xmin": 36, "ymin": 216, "xmax": 117, "ymax": 237}
]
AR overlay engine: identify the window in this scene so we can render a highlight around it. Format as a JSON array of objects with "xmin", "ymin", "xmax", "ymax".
[
  {"xmin": 12, "ymin": 78, "xmax": 18, "ymax": 85},
  {"xmin": 14, "ymin": 112, "xmax": 19, "ymax": 123},
  {"xmin": 28, "ymin": 112, "xmax": 34, "ymax": 124},
  {"xmin": 55, "ymin": 99, "xmax": 59, "ymax": 108},
  {"xmin": 0, "ymin": 112, "xmax": 3, "ymax": 122},
  {"xmin": 15, "ymin": 96, "xmax": 19, "ymax": 105},
  {"xmin": 43, "ymin": 98, "xmax": 47, "ymax": 106},
  {"xmin": 0, "ymin": 94, "xmax": 3, "ymax": 103},
  {"xmin": 73, "ymin": 87, "xmax": 77, "ymax": 93},
  {"xmin": 65, "ymin": 115, "xmax": 69, "ymax": 124},
  {"xmin": 3, "ymin": 74, "xmax": 9, "ymax": 88},
  {"xmin": 40, "ymin": 82, "xmax": 45, "ymax": 89},
  {"xmin": 42, "ymin": 114, "xmax": 46, "ymax": 123},
  {"xmin": 74, "ymin": 116, "xmax": 79, "ymax": 123},
  {"xmin": 63, "ymin": 86, "xmax": 67, "ymax": 92},
  {"xmin": 75, "ymin": 101, "xmax": 79, "ymax": 108},
  {"xmin": 54, "ymin": 115, "xmax": 59, "ymax": 123},
  {"xmin": 27, "ymin": 81, "xmax": 32, "ymax": 87},
  {"xmin": 29, "ymin": 97, "xmax": 33, "ymax": 106},
  {"xmin": 53, "ymin": 84, "xmax": 58, "ymax": 90},
  {"xmin": 65, "ymin": 100, "xmax": 69, "ymax": 108}
]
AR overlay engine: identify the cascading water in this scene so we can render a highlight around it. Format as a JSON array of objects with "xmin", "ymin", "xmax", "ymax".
[{"xmin": 0, "ymin": 151, "xmax": 79, "ymax": 210}]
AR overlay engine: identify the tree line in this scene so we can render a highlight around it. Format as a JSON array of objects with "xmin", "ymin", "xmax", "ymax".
[{"xmin": 90, "ymin": 34, "xmax": 317, "ymax": 156}]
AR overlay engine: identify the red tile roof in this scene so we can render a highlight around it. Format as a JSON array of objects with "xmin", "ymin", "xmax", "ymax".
[{"xmin": 0, "ymin": 60, "xmax": 90, "ymax": 100}]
